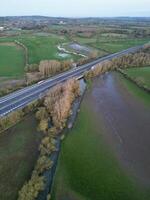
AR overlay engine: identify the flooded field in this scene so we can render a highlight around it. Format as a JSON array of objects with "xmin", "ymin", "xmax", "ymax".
[
  {"xmin": 52, "ymin": 72, "xmax": 150, "ymax": 200},
  {"xmin": 90, "ymin": 72, "xmax": 150, "ymax": 185},
  {"xmin": 0, "ymin": 115, "xmax": 41, "ymax": 200}
]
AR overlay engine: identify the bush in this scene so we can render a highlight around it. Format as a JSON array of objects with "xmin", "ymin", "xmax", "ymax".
[
  {"xmin": 0, "ymin": 110, "xmax": 24, "ymax": 133},
  {"xmin": 18, "ymin": 175, "xmax": 45, "ymax": 200}
]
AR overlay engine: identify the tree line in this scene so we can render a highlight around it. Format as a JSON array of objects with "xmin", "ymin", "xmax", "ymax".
[
  {"xmin": 84, "ymin": 46, "xmax": 150, "ymax": 79},
  {"xmin": 18, "ymin": 78, "xmax": 80, "ymax": 200},
  {"xmin": 26, "ymin": 60, "xmax": 73, "ymax": 84}
]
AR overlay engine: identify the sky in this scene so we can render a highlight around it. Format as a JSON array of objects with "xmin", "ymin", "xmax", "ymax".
[{"xmin": 0, "ymin": 0, "xmax": 150, "ymax": 17}]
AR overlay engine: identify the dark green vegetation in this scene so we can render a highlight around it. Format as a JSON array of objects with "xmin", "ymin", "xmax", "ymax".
[
  {"xmin": 122, "ymin": 66, "xmax": 150, "ymax": 88},
  {"xmin": 0, "ymin": 43, "xmax": 24, "ymax": 78},
  {"xmin": 0, "ymin": 115, "xmax": 41, "ymax": 200}
]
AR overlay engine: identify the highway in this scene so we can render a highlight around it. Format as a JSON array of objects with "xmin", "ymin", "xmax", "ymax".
[{"xmin": 0, "ymin": 45, "xmax": 143, "ymax": 117}]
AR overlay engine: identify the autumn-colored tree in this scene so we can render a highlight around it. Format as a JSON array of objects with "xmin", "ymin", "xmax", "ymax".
[
  {"xmin": 0, "ymin": 110, "xmax": 24, "ymax": 133},
  {"xmin": 44, "ymin": 79, "xmax": 80, "ymax": 129},
  {"xmin": 35, "ymin": 155, "xmax": 53, "ymax": 174},
  {"xmin": 84, "ymin": 48, "xmax": 150, "ymax": 79},
  {"xmin": 38, "ymin": 119, "xmax": 48, "ymax": 133},
  {"xmin": 18, "ymin": 175, "xmax": 45, "ymax": 200},
  {"xmin": 36, "ymin": 107, "xmax": 48, "ymax": 121}
]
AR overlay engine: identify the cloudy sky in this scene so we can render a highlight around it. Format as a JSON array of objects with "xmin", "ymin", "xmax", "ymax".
[{"xmin": 0, "ymin": 0, "xmax": 150, "ymax": 17}]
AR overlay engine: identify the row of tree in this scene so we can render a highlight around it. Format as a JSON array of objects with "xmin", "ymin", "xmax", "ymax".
[
  {"xmin": 25, "ymin": 60, "xmax": 73, "ymax": 84},
  {"xmin": 84, "ymin": 46, "xmax": 150, "ymax": 79},
  {"xmin": 0, "ymin": 100, "xmax": 39, "ymax": 134},
  {"xmin": 18, "ymin": 78, "xmax": 80, "ymax": 200},
  {"xmin": 39, "ymin": 60, "xmax": 72, "ymax": 77}
]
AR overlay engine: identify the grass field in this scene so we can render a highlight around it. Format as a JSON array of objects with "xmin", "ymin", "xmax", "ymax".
[
  {"xmin": 0, "ymin": 33, "xmax": 79, "ymax": 80},
  {"xmin": 0, "ymin": 33, "xmax": 81, "ymax": 80},
  {"xmin": 0, "ymin": 43, "xmax": 25, "ymax": 78},
  {"xmin": 0, "ymin": 115, "xmax": 41, "ymax": 200},
  {"xmin": 52, "ymin": 94, "xmax": 150, "ymax": 200},
  {"xmin": 0, "ymin": 31, "xmax": 149, "ymax": 79},
  {"xmin": 122, "ymin": 66, "xmax": 150, "ymax": 89},
  {"xmin": 17, "ymin": 34, "xmax": 74, "ymax": 64},
  {"xmin": 74, "ymin": 36, "xmax": 150, "ymax": 53},
  {"xmin": 119, "ymin": 72, "xmax": 150, "ymax": 107}
]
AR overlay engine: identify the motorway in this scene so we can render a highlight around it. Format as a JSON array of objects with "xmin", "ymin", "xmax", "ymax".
[{"xmin": 0, "ymin": 45, "xmax": 143, "ymax": 117}]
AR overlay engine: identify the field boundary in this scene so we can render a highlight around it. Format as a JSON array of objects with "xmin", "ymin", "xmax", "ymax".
[
  {"xmin": 14, "ymin": 40, "xmax": 29, "ymax": 66},
  {"xmin": 117, "ymin": 68, "xmax": 150, "ymax": 93}
]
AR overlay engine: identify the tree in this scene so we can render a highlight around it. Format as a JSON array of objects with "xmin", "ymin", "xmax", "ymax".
[
  {"xmin": 38, "ymin": 119, "xmax": 48, "ymax": 133},
  {"xmin": 18, "ymin": 175, "xmax": 45, "ymax": 200},
  {"xmin": 36, "ymin": 107, "xmax": 48, "ymax": 121}
]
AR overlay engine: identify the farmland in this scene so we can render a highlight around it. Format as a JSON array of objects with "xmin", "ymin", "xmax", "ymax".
[
  {"xmin": 74, "ymin": 35, "xmax": 150, "ymax": 53},
  {"xmin": 122, "ymin": 66, "xmax": 150, "ymax": 89},
  {"xmin": 0, "ymin": 42, "xmax": 25, "ymax": 78},
  {"xmin": 0, "ymin": 21, "xmax": 149, "ymax": 80},
  {"xmin": 17, "ymin": 34, "xmax": 71, "ymax": 64},
  {"xmin": 0, "ymin": 33, "xmax": 81, "ymax": 80},
  {"xmin": 0, "ymin": 115, "xmax": 41, "ymax": 200}
]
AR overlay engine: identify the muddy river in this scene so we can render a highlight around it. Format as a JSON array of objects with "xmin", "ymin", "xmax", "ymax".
[{"xmin": 87, "ymin": 72, "xmax": 150, "ymax": 186}]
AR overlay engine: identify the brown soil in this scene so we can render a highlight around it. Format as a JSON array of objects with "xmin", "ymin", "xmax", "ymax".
[
  {"xmin": 0, "ymin": 42, "xmax": 23, "ymax": 50},
  {"xmin": 0, "ymin": 42, "xmax": 17, "ymax": 47},
  {"xmin": 0, "ymin": 78, "xmax": 25, "ymax": 89}
]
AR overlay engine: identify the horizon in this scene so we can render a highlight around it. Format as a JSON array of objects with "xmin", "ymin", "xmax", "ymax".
[
  {"xmin": 1, "ymin": 15, "xmax": 150, "ymax": 18},
  {"xmin": 0, "ymin": 0, "xmax": 150, "ymax": 18}
]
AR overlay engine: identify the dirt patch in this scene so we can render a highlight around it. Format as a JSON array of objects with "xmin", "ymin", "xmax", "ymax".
[
  {"xmin": 0, "ymin": 42, "xmax": 23, "ymax": 50},
  {"xmin": 0, "ymin": 42, "xmax": 17, "ymax": 46},
  {"xmin": 85, "ymin": 72, "xmax": 150, "ymax": 186},
  {"xmin": 0, "ymin": 78, "xmax": 25, "ymax": 89}
]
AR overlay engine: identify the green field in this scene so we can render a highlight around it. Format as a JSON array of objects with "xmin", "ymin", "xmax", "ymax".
[
  {"xmin": 122, "ymin": 66, "xmax": 150, "ymax": 89},
  {"xmin": 0, "ymin": 115, "xmax": 41, "ymax": 200},
  {"xmin": 119, "ymin": 72, "xmax": 150, "ymax": 106},
  {"xmin": 74, "ymin": 36, "xmax": 150, "ymax": 53},
  {"xmin": 52, "ymin": 97, "xmax": 149, "ymax": 200},
  {"xmin": 17, "ymin": 34, "xmax": 80, "ymax": 64},
  {"xmin": 0, "ymin": 43, "xmax": 25, "ymax": 78},
  {"xmin": 0, "ymin": 33, "xmax": 79, "ymax": 80},
  {"xmin": 0, "ymin": 30, "xmax": 149, "ymax": 79}
]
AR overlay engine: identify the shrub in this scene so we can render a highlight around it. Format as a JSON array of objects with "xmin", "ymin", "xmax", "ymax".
[{"xmin": 18, "ymin": 175, "xmax": 45, "ymax": 200}]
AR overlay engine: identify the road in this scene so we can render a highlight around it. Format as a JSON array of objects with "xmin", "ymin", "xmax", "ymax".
[{"xmin": 0, "ymin": 45, "xmax": 143, "ymax": 117}]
